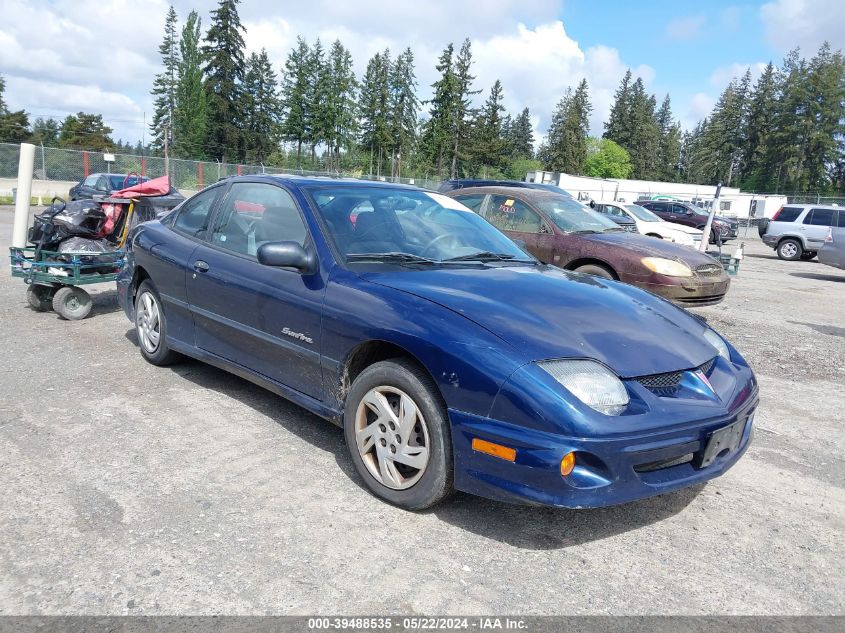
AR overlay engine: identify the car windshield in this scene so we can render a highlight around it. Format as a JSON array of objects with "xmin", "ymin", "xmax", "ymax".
[
  {"xmin": 108, "ymin": 175, "xmax": 146, "ymax": 190},
  {"xmin": 537, "ymin": 196, "xmax": 621, "ymax": 233},
  {"xmin": 625, "ymin": 204, "xmax": 663, "ymax": 222},
  {"xmin": 307, "ymin": 187, "xmax": 534, "ymax": 265}
]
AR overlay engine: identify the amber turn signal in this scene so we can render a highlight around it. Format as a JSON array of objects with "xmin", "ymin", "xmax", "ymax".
[
  {"xmin": 560, "ymin": 452, "xmax": 576, "ymax": 476},
  {"xmin": 472, "ymin": 438, "xmax": 516, "ymax": 462}
]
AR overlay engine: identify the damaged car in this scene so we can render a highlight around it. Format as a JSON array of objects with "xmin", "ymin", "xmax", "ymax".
[{"xmin": 118, "ymin": 176, "xmax": 758, "ymax": 510}]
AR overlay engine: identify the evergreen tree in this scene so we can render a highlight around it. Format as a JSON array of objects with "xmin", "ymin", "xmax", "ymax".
[
  {"xmin": 739, "ymin": 62, "xmax": 777, "ymax": 189},
  {"xmin": 472, "ymin": 80, "xmax": 507, "ymax": 174},
  {"xmin": 655, "ymin": 95, "xmax": 681, "ymax": 181},
  {"xmin": 305, "ymin": 38, "xmax": 327, "ymax": 163},
  {"xmin": 604, "ymin": 69, "xmax": 633, "ymax": 147},
  {"xmin": 420, "ymin": 43, "xmax": 459, "ymax": 177},
  {"xmin": 149, "ymin": 6, "xmax": 179, "ymax": 153},
  {"xmin": 626, "ymin": 78, "xmax": 661, "ymax": 179},
  {"xmin": 507, "ymin": 108, "xmax": 535, "ymax": 159},
  {"xmin": 801, "ymin": 44, "xmax": 845, "ymax": 191},
  {"xmin": 202, "ymin": 0, "xmax": 246, "ymax": 162},
  {"xmin": 359, "ymin": 50, "xmax": 392, "ymax": 176},
  {"xmin": 323, "ymin": 40, "xmax": 358, "ymax": 171},
  {"xmin": 30, "ymin": 117, "xmax": 60, "ymax": 145},
  {"xmin": 241, "ymin": 49, "xmax": 282, "ymax": 163},
  {"xmin": 58, "ymin": 113, "xmax": 114, "ymax": 150},
  {"xmin": 0, "ymin": 77, "xmax": 31, "ymax": 143},
  {"xmin": 280, "ymin": 37, "xmax": 311, "ymax": 167},
  {"xmin": 388, "ymin": 47, "xmax": 419, "ymax": 177},
  {"xmin": 0, "ymin": 75, "xmax": 7, "ymax": 114},
  {"xmin": 173, "ymin": 11, "xmax": 208, "ymax": 159},
  {"xmin": 542, "ymin": 79, "xmax": 592, "ymax": 174},
  {"xmin": 449, "ymin": 38, "xmax": 481, "ymax": 178}
]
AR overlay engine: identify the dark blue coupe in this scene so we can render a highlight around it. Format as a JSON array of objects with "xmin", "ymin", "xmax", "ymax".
[{"xmin": 117, "ymin": 176, "xmax": 758, "ymax": 510}]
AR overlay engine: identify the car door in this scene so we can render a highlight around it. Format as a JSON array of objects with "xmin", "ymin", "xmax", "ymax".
[
  {"xmin": 669, "ymin": 203, "xmax": 697, "ymax": 227},
  {"xmin": 484, "ymin": 195, "xmax": 554, "ymax": 262},
  {"xmin": 801, "ymin": 208, "xmax": 837, "ymax": 249},
  {"xmin": 186, "ymin": 180, "xmax": 325, "ymax": 398},
  {"xmin": 149, "ymin": 184, "xmax": 226, "ymax": 344}
]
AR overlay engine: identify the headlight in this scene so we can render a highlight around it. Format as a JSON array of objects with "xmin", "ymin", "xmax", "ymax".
[
  {"xmin": 703, "ymin": 329, "xmax": 731, "ymax": 361},
  {"xmin": 641, "ymin": 257, "xmax": 693, "ymax": 277},
  {"xmin": 539, "ymin": 360, "xmax": 629, "ymax": 416}
]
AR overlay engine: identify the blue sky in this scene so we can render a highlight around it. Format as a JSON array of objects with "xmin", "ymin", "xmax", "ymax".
[{"xmin": 1, "ymin": 0, "xmax": 843, "ymax": 148}]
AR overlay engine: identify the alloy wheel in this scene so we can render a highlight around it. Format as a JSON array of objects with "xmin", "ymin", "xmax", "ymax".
[{"xmin": 136, "ymin": 291, "xmax": 161, "ymax": 353}]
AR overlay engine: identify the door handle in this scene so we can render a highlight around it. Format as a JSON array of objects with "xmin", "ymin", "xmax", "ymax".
[{"xmin": 193, "ymin": 260, "xmax": 209, "ymax": 272}]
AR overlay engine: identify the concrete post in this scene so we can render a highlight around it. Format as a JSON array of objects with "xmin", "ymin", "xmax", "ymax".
[
  {"xmin": 12, "ymin": 143, "xmax": 36, "ymax": 248},
  {"xmin": 699, "ymin": 182, "xmax": 722, "ymax": 253}
]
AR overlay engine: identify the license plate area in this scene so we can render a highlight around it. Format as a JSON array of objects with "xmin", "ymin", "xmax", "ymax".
[{"xmin": 695, "ymin": 418, "xmax": 747, "ymax": 468}]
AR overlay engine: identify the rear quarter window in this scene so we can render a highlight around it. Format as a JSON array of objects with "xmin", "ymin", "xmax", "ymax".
[
  {"xmin": 776, "ymin": 207, "xmax": 803, "ymax": 223},
  {"xmin": 804, "ymin": 208, "xmax": 836, "ymax": 226}
]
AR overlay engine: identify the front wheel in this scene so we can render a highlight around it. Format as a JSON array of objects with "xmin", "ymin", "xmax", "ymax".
[
  {"xmin": 135, "ymin": 280, "xmax": 180, "ymax": 366},
  {"xmin": 52, "ymin": 286, "xmax": 92, "ymax": 320},
  {"xmin": 574, "ymin": 263, "xmax": 615, "ymax": 279},
  {"xmin": 344, "ymin": 359, "xmax": 453, "ymax": 510}
]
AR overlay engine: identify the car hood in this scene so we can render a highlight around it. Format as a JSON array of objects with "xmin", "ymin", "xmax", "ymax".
[
  {"xmin": 662, "ymin": 222, "xmax": 703, "ymax": 236},
  {"xmin": 579, "ymin": 232, "xmax": 719, "ymax": 265},
  {"xmin": 362, "ymin": 265, "xmax": 718, "ymax": 377}
]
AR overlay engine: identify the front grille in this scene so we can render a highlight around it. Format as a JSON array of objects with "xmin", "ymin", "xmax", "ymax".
[
  {"xmin": 623, "ymin": 224, "xmax": 638, "ymax": 233},
  {"xmin": 635, "ymin": 453, "xmax": 694, "ymax": 473},
  {"xmin": 634, "ymin": 357, "xmax": 717, "ymax": 396},
  {"xmin": 695, "ymin": 263, "xmax": 723, "ymax": 276}
]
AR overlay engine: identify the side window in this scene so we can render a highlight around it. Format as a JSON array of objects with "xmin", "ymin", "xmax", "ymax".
[
  {"xmin": 837, "ymin": 211, "xmax": 845, "ymax": 228},
  {"xmin": 486, "ymin": 195, "xmax": 544, "ymax": 233},
  {"xmin": 776, "ymin": 207, "xmax": 803, "ymax": 222},
  {"xmin": 83, "ymin": 175, "xmax": 99, "ymax": 187},
  {"xmin": 720, "ymin": 201, "xmax": 732, "ymax": 211},
  {"xmin": 605, "ymin": 205, "xmax": 624, "ymax": 217},
  {"xmin": 453, "ymin": 194, "xmax": 486, "ymax": 213},
  {"xmin": 173, "ymin": 186, "xmax": 222, "ymax": 238},
  {"xmin": 671, "ymin": 203, "xmax": 689, "ymax": 215},
  {"xmin": 211, "ymin": 182, "xmax": 306, "ymax": 257},
  {"xmin": 805, "ymin": 208, "xmax": 835, "ymax": 226},
  {"xmin": 96, "ymin": 176, "xmax": 110, "ymax": 191}
]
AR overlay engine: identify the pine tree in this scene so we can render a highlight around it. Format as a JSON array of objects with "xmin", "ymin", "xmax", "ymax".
[
  {"xmin": 604, "ymin": 69, "xmax": 633, "ymax": 147},
  {"xmin": 149, "ymin": 6, "xmax": 179, "ymax": 153},
  {"xmin": 359, "ymin": 50, "xmax": 392, "ymax": 176},
  {"xmin": 0, "ymin": 75, "xmax": 7, "ymax": 114},
  {"xmin": 655, "ymin": 95, "xmax": 681, "ymax": 181},
  {"xmin": 420, "ymin": 43, "xmax": 459, "ymax": 177},
  {"xmin": 202, "ymin": 0, "xmax": 246, "ymax": 162},
  {"xmin": 542, "ymin": 79, "xmax": 592, "ymax": 174},
  {"xmin": 508, "ymin": 108, "xmax": 535, "ymax": 159},
  {"xmin": 173, "ymin": 11, "xmax": 208, "ymax": 159},
  {"xmin": 323, "ymin": 40, "xmax": 358, "ymax": 171},
  {"xmin": 626, "ymin": 78, "xmax": 660, "ymax": 179},
  {"xmin": 241, "ymin": 49, "xmax": 282, "ymax": 163},
  {"xmin": 738, "ymin": 62, "xmax": 777, "ymax": 189},
  {"xmin": 58, "ymin": 113, "xmax": 114, "ymax": 150},
  {"xmin": 472, "ymin": 80, "xmax": 507, "ymax": 174},
  {"xmin": 30, "ymin": 117, "xmax": 60, "ymax": 145},
  {"xmin": 388, "ymin": 47, "xmax": 419, "ymax": 177},
  {"xmin": 305, "ymin": 38, "xmax": 327, "ymax": 164},
  {"xmin": 280, "ymin": 37, "xmax": 311, "ymax": 167},
  {"xmin": 449, "ymin": 38, "xmax": 481, "ymax": 178}
]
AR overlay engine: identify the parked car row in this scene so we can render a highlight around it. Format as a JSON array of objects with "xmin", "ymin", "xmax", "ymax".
[
  {"xmin": 636, "ymin": 200, "xmax": 739, "ymax": 244},
  {"xmin": 117, "ymin": 175, "xmax": 757, "ymax": 512},
  {"xmin": 69, "ymin": 173, "xmax": 150, "ymax": 200}
]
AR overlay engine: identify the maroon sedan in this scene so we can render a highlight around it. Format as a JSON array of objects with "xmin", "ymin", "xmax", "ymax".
[{"xmin": 445, "ymin": 186, "xmax": 730, "ymax": 307}]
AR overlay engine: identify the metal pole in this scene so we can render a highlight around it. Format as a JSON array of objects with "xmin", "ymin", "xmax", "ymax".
[
  {"xmin": 12, "ymin": 143, "xmax": 36, "ymax": 248},
  {"xmin": 40, "ymin": 142, "xmax": 46, "ymax": 179},
  {"xmin": 699, "ymin": 182, "xmax": 722, "ymax": 253}
]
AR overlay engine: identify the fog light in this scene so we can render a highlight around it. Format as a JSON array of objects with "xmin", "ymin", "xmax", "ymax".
[
  {"xmin": 560, "ymin": 452, "xmax": 576, "ymax": 476},
  {"xmin": 472, "ymin": 438, "xmax": 516, "ymax": 462}
]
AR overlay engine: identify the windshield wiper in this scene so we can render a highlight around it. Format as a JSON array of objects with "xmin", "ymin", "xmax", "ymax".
[
  {"xmin": 346, "ymin": 252, "xmax": 438, "ymax": 265},
  {"xmin": 572, "ymin": 229, "xmax": 600, "ymax": 234},
  {"xmin": 441, "ymin": 251, "xmax": 524, "ymax": 262}
]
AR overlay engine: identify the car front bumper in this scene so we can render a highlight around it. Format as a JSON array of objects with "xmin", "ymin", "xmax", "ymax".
[
  {"xmin": 448, "ymin": 394, "xmax": 756, "ymax": 509},
  {"xmin": 622, "ymin": 273, "xmax": 730, "ymax": 307}
]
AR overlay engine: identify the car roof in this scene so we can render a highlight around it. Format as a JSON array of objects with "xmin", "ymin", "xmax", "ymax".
[
  {"xmin": 445, "ymin": 185, "xmax": 574, "ymax": 200},
  {"xmin": 216, "ymin": 174, "xmax": 418, "ymax": 191}
]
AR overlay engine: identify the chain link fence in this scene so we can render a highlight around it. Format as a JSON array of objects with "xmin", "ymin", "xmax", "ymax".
[{"xmin": 0, "ymin": 143, "xmax": 441, "ymax": 192}]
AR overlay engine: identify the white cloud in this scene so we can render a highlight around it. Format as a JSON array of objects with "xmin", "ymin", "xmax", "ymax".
[
  {"xmin": 720, "ymin": 6, "xmax": 742, "ymax": 29},
  {"xmin": 709, "ymin": 62, "xmax": 768, "ymax": 88},
  {"xmin": 760, "ymin": 0, "xmax": 845, "ymax": 53},
  {"xmin": 685, "ymin": 92, "xmax": 716, "ymax": 128},
  {"xmin": 665, "ymin": 15, "xmax": 707, "ymax": 40}
]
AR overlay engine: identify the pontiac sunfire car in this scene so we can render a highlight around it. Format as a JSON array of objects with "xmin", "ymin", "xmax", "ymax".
[{"xmin": 117, "ymin": 176, "xmax": 758, "ymax": 510}]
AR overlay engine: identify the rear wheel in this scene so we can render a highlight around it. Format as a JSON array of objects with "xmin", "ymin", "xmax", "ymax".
[
  {"xmin": 344, "ymin": 359, "xmax": 452, "ymax": 510},
  {"xmin": 26, "ymin": 284, "xmax": 56, "ymax": 312},
  {"xmin": 52, "ymin": 286, "xmax": 92, "ymax": 320},
  {"xmin": 575, "ymin": 263, "xmax": 615, "ymax": 280},
  {"xmin": 135, "ymin": 280, "xmax": 179, "ymax": 366},
  {"xmin": 777, "ymin": 238, "xmax": 802, "ymax": 261}
]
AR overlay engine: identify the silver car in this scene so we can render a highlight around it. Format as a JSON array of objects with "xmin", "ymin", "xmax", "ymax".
[
  {"xmin": 819, "ymin": 226, "xmax": 845, "ymax": 270},
  {"xmin": 761, "ymin": 204, "xmax": 843, "ymax": 260}
]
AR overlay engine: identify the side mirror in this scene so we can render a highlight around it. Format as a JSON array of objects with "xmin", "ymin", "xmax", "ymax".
[{"xmin": 257, "ymin": 241, "xmax": 317, "ymax": 274}]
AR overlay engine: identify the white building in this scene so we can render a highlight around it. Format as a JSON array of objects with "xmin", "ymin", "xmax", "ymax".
[{"xmin": 525, "ymin": 170, "xmax": 788, "ymax": 220}]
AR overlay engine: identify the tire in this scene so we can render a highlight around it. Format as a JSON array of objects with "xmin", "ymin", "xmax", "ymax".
[
  {"xmin": 757, "ymin": 218, "xmax": 770, "ymax": 238},
  {"xmin": 777, "ymin": 238, "xmax": 803, "ymax": 261},
  {"xmin": 574, "ymin": 263, "xmax": 616, "ymax": 279},
  {"xmin": 27, "ymin": 284, "xmax": 55, "ymax": 312},
  {"xmin": 344, "ymin": 359, "xmax": 453, "ymax": 510},
  {"xmin": 800, "ymin": 252, "xmax": 817, "ymax": 261},
  {"xmin": 135, "ymin": 280, "xmax": 180, "ymax": 366},
  {"xmin": 52, "ymin": 286, "xmax": 92, "ymax": 320}
]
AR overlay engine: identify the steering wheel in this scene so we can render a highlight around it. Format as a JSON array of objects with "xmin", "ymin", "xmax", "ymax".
[{"xmin": 420, "ymin": 233, "xmax": 461, "ymax": 257}]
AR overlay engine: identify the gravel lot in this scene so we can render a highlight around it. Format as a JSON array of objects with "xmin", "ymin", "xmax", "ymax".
[{"xmin": 0, "ymin": 205, "xmax": 842, "ymax": 615}]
